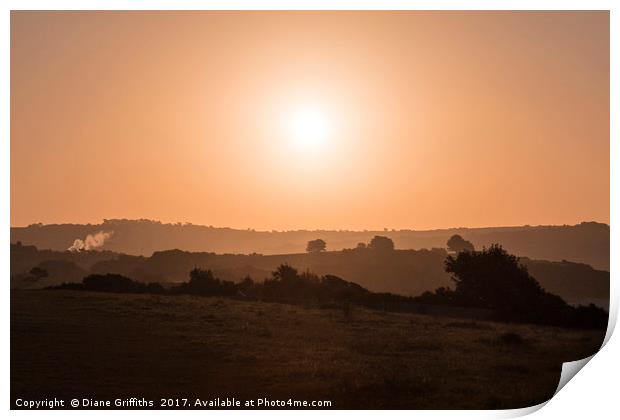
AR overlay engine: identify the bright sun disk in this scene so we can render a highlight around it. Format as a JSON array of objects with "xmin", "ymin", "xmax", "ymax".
[{"xmin": 289, "ymin": 109, "xmax": 329, "ymax": 149}]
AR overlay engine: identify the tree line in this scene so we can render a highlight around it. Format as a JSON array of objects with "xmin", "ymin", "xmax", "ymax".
[{"xmin": 52, "ymin": 239, "xmax": 607, "ymax": 330}]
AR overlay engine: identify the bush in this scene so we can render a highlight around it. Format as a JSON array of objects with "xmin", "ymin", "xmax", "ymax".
[
  {"xmin": 54, "ymin": 273, "xmax": 164, "ymax": 294},
  {"xmin": 171, "ymin": 268, "xmax": 237, "ymax": 296}
]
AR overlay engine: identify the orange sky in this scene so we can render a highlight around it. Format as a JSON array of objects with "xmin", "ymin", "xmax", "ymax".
[{"xmin": 11, "ymin": 11, "xmax": 609, "ymax": 230}]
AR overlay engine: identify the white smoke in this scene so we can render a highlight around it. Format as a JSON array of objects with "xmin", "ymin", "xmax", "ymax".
[{"xmin": 68, "ymin": 231, "xmax": 114, "ymax": 252}]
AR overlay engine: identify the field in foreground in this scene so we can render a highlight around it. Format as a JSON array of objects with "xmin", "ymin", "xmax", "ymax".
[{"xmin": 11, "ymin": 290, "xmax": 605, "ymax": 409}]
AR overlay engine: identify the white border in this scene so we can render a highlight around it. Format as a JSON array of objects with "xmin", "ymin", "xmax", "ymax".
[{"xmin": 2, "ymin": 2, "xmax": 617, "ymax": 419}]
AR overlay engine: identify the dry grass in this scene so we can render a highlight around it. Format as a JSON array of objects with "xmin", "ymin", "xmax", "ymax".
[{"xmin": 11, "ymin": 290, "xmax": 605, "ymax": 409}]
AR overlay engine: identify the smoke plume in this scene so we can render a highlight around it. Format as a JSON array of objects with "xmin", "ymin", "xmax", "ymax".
[{"xmin": 68, "ymin": 231, "xmax": 113, "ymax": 252}]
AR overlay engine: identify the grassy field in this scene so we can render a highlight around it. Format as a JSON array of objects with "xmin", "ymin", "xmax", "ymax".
[{"xmin": 11, "ymin": 290, "xmax": 605, "ymax": 409}]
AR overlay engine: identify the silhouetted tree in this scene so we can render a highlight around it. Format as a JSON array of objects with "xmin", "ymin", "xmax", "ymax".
[
  {"xmin": 446, "ymin": 245, "xmax": 540, "ymax": 308},
  {"xmin": 306, "ymin": 239, "xmax": 327, "ymax": 253},
  {"xmin": 368, "ymin": 236, "xmax": 394, "ymax": 251},
  {"xmin": 239, "ymin": 275, "xmax": 254, "ymax": 289},
  {"xmin": 188, "ymin": 268, "xmax": 217, "ymax": 290},
  {"xmin": 272, "ymin": 264, "xmax": 299, "ymax": 283},
  {"xmin": 183, "ymin": 267, "xmax": 236, "ymax": 296},
  {"xmin": 356, "ymin": 242, "xmax": 366, "ymax": 249},
  {"xmin": 237, "ymin": 275, "xmax": 255, "ymax": 298},
  {"xmin": 445, "ymin": 244, "xmax": 574, "ymax": 324},
  {"xmin": 447, "ymin": 234, "xmax": 475, "ymax": 253}
]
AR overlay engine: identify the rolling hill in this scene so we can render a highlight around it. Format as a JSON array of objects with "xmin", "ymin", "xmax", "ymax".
[
  {"xmin": 10, "ymin": 220, "xmax": 610, "ymax": 270},
  {"xmin": 11, "ymin": 242, "xmax": 609, "ymax": 309}
]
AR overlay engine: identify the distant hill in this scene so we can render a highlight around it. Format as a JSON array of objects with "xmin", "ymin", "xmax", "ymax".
[
  {"xmin": 10, "ymin": 219, "xmax": 610, "ymax": 270},
  {"xmin": 10, "ymin": 243, "xmax": 609, "ymax": 309}
]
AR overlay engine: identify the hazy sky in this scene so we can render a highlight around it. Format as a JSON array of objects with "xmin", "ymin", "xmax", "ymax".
[{"xmin": 11, "ymin": 11, "xmax": 609, "ymax": 230}]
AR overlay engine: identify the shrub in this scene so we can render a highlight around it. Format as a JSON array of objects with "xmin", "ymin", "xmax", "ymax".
[{"xmin": 54, "ymin": 273, "xmax": 164, "ymax": 294}]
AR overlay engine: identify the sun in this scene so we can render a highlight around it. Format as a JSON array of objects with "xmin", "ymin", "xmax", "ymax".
[{"xmin": 289, "ymin": 108, "xmax": 329, "ymax": 150}]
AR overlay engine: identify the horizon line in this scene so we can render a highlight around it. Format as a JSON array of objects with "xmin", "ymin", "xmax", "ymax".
[{"xmin": 9, "ymin": 218, "xmax": 610, "ymax": 233}]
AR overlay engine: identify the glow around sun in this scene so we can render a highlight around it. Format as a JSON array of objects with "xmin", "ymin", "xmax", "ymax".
[{"xmin": 289, "ymin": 108, "xmax": 330, "ymax": 150}]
